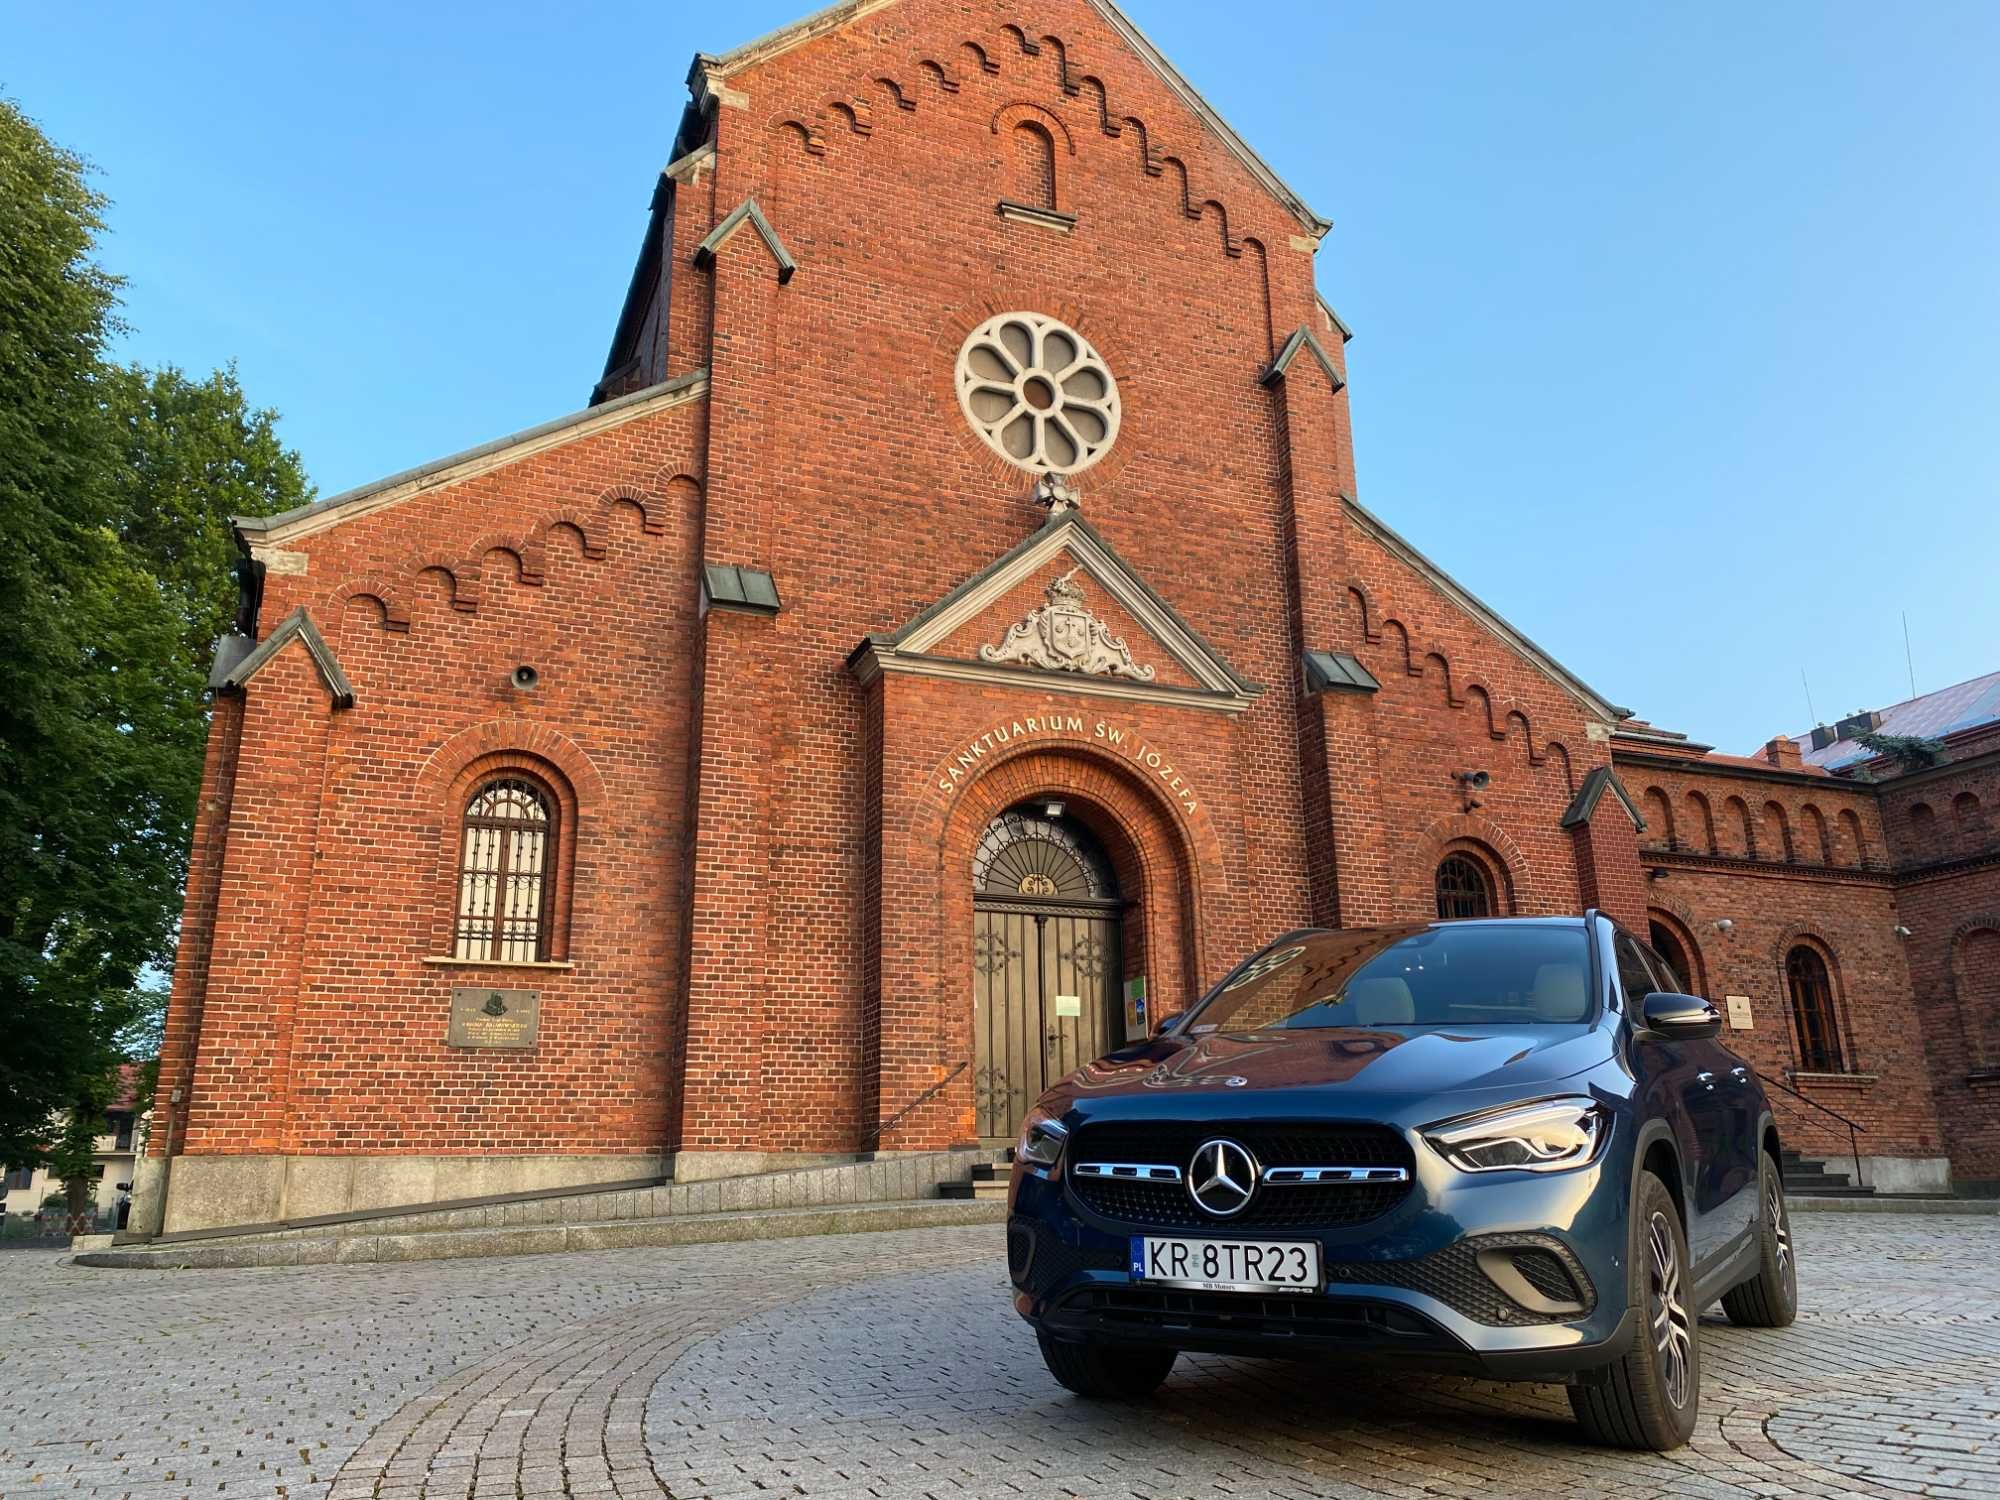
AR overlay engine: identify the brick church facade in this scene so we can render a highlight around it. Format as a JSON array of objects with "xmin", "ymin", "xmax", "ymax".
[{"xmin": 134, "ymin": 0, "xmax": 1998, "ymax": 1235}]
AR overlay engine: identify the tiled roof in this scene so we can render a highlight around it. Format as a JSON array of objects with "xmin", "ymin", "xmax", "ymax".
[{"xmin": 1794, "ymin": 669, "xmax": 2000, "ymax": 770}]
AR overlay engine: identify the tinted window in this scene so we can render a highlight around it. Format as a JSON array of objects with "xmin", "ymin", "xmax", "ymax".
[
  {"xmin": 1614, "ymin": 932, "xmax": 1663, "ymax": 1004},
  {"xmin": 1184, "ymin": 924, "xmax": 1594, "ymax": 1032}
]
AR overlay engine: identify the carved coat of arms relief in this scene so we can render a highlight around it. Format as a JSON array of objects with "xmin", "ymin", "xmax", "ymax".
[{"xmin": 979, "ymin": 567, "xmax": 1158, "ymax": 682}]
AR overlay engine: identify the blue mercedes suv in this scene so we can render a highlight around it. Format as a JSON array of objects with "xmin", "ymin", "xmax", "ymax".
[{"xmin": 1007, "ymin": 913, "xmax": 1797, "ymax": 1450}]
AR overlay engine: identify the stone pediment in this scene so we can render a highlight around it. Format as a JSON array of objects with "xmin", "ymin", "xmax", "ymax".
[{"xmin": 848, "ymin": 512, "xmax": 1260, "ymax": 715}]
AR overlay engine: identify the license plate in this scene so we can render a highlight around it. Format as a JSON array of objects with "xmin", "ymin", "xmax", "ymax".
[{"xmin": 1131, "ymin": 1235, "xmax": 1323, "ymax": 1293}]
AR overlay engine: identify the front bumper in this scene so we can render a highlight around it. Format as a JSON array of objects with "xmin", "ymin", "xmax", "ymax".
[{"xmin": 1009, "ymin": 1138, "xmax": 1635, "ymax": 1381}]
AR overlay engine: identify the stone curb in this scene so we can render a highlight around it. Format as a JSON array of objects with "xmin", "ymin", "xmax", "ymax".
[
  {"xmin": 1791, "ymin": 1195, "xmax": 2000, "ymax": 1215},
  {"xmin": 72, "ymin": 1198, "xmax": 1006, "ymax": 1270}
]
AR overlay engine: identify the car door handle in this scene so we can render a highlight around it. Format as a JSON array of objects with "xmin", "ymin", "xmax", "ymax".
[
  {"xmin": 1696, "ymin": 1070, "xmax": 1716, "ymax": 1090},
  {"xmin": 1730, "ymin": 1066, "xmax": 1749, "ymax": 1082}
]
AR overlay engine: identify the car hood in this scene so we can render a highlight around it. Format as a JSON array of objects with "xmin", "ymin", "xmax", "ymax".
[{"xmin": 1048, "ymin": 1024, "xmax": 1611, "ymax": 1120}]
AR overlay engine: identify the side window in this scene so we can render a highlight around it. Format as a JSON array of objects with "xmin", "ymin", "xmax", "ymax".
[
  {"xmin": 1640, "ymin": 939, "xmax": 1686, "ymax": 995},
  {"xmin": 1615, "ymin": 932, "xmax": 1663, "ymax": 1005}
]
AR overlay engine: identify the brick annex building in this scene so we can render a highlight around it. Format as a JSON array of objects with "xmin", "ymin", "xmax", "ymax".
[{"xmin": 134, "ymin": 0, "xmax": 2000, "ymax": 1234}]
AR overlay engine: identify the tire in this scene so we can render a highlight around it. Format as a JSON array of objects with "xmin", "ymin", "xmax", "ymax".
[
  {"xmin": 1722, "ymin": 1153, "xmax": 1798, "ymax": 1328},
  {"xmin": 1036, "ymin": 1331, "xmax": 1178, "ymax": 1400},
  {"xmin": 1568, "ymin": 1171, "xmax": 1701, "ymax": 1450}
]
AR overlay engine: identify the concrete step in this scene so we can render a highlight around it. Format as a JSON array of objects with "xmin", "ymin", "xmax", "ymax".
[
  {"xmin": 938, "ymin": 1178, "xmax": 1009, "ymax": 1200},
  {"xmin": 118, "ymin": 1148, "xmax": 1009, "ymax": 1252},
  {"xmin": 72, "ymin": 1197, "xmax": 1006, "ymax": 1269}
]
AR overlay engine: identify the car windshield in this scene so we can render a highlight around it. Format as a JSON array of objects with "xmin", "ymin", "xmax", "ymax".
[{"xmin": 1183, "ymin": 923, "xmax": 1594, "ymax": 1032}]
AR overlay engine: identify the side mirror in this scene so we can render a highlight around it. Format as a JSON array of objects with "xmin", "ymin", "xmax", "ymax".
[
  {"xmin": 1151, "ymin": 1012, "xmax": 1178, "ymax": 1037},
  {"xmin": 1641, "ymin": 991, "xmax": 1722, "ymax": 1041}
]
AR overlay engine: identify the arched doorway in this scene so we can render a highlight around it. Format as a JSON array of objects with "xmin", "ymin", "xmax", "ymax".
[{"xmin": 971, "ymin": 804, "xmax": 1124, "ymax": 1142}]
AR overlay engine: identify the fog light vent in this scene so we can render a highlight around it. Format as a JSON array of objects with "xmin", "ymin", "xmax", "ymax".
[
  {"xmin": 1006, "ymin": 1220, "xmax": 1035, "ymax": 1280},
  {"xmin": 1510, "ymin": 1247, "xmax": 1581, "ymax": 1305},
  {"xmin": 1474, "ymin": 1241, "xmax": 1589, "ymax": 1317}
]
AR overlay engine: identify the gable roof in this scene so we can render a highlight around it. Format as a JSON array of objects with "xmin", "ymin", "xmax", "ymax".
[
  {"xmin": 209, "ymin": 608, "xmax": 355, "ymax": 709},
  {"xmin": 236, "ymin": 370, "xmax": 709, "ymax": 547},
  {"xmin": 1260, "ymin": 325, "xmax": 1345, "ymax": 391},
  {"xmin": 1560, "ymin": 766, "xmax": 1644, "ymax": 832},
  {"xmin": 849, "ymin": 508, "xmax": 1261, "ymax": 714},
  {"xmin": 690, "ymin": 0, "xmax": 1330, "ymax": 238},
  {"xmin": 1341, "ymin": 494, "xmax": 1630, "ymax": 725},
  {"xmin": 693, "ymin": 198, "xmax": 798, "ymax": 283}
]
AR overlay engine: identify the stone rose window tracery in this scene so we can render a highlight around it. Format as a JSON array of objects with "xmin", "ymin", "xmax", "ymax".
[{"xmin": 956, "ymin": 312, "xmax": 1120, "ymax": 474}]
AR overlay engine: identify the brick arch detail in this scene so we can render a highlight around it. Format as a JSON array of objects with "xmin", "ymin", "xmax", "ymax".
[
  {"xmin": 1948, "ymin": 915, "xmax": 2000, "ymax": 1065},
  {"xmin": 1403, "ymin": 813, "xmax": 1531, "ymax": 918},
  {"xmin": 324, "ymin": 573, "xmax": 412, "ymax": 632},
  {"xmin": 990, "ymin": 100, "xmax": 1075, "ymax": 155},
  {"xmin": 416, "ymin": 718, "xmax": 607, "ymax": 814}
]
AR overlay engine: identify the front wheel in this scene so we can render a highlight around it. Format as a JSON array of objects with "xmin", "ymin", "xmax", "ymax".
[
  {"xmin": 1722, "ymin": 1153, "xmax": 1798, "ymax": 1328},
  {"xmin": 1568, "ymin": 1171, "xmax": 1700, "ymax": 1450},
  {"xmin": 1036, "ymin": 1332, "xmax": 1177, "ymax": 1400}
]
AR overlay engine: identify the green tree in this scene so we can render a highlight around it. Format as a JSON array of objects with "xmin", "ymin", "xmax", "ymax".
[{"xmin": 0, "ymin": 97, "xmax": 310, "ymax": 1179}]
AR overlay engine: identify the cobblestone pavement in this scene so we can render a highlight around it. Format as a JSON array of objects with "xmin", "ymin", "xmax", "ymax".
[{"xmin": 2, "ymin": 1213, "xmax": 1996, "ymax": 1499}]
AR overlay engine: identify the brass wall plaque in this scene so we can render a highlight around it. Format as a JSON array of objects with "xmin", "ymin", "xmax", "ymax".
[
  {"xmin": 1725, "ymin": 994, "xmax": 1753, "ymax": 1030},
  {"xmin": 448, "ymin": 987, "xmax": 540, "ymax": 1048}
]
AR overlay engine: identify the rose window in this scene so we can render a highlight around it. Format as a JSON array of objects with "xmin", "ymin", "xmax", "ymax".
[{"xmin": 955, "ymin": 313, "xmax": 1120, "ymax": 474}]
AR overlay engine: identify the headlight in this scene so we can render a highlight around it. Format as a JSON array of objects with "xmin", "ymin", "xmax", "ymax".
[
  {"xmin": 1016, "ymin": 1106, "xmax": 1068, "ymax": 1169},
  {"xmin": 1422, "ymin": 1096, "xmax": 1607, "ymax": 1174}
]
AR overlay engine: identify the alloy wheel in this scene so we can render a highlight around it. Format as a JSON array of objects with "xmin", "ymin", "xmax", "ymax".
[
  {"xmin": 1647, "ymin": 1210, "xmax": 1693, "ymax": 1408},
  {"xmin": 1768, "ymin": 1180, "xmax": 1792, "ymax": 1278}
]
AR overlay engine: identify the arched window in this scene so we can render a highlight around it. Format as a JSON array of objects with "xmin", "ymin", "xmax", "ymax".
[
  {"xmin": 1010, "ymin": 121, "xmax": 1056, "ymax": 211},
  {"xmin": 454, "ymin": 777, "xmax": 556, "ymax": 962},
  {"xmin": 1785, "ymin": 944, "xmax": 1844, "ymax": 1073},
  {"xmin": 1435, "ymin": 855, "xmax": 1494, "ymax": 920}
]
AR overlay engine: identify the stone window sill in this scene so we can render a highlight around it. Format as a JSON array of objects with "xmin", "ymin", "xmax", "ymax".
[
  {"xmin": 423, "ymin": 956, "xmax": 575, "ymax": 971},
  {"xmin": 996, "ymin": 199, "xmax": 1076, "ymax": 233},
  {"xmin": 1789, "ymin": 1070, "xmax": 1876, "ymax": 1088}
]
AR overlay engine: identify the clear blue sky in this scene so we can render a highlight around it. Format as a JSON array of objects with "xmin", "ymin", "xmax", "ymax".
[{"xmin": 8, "ymin": 2, "xmax": 1996, "ymax": 752}]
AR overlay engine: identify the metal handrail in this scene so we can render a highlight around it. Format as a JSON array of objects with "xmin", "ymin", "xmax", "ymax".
[
  {"xmin": 862, "ymin": 1060, "xmax": 970, "ymax": 1149},
  {"xmin": 1758, "ymin": 1068, "xmax": 1866, "ymax": 1189}
]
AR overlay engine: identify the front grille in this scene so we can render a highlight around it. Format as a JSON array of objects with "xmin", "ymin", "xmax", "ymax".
[
  {"xmin": 1325, "ymin": 1233, "xmax": 1595, "ymax": 1325},
  {"xmin": 1055, "ymin": 1284, "xmax": 1454, "ymax": 1348},
  {"xmin": 1067, "ymin": 1121, "xmax": 1413, "ymax": 1231}
]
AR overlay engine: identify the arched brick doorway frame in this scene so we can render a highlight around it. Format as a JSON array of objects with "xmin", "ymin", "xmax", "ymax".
[{"xmin": 889, "ymin": 737, "xmax": 1232, "ymax": 1147}]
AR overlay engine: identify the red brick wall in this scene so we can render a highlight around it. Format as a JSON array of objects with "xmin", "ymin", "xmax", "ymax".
[
  {"xmin": 164, "ymin": 398, "xmax": 706, "ymax": 1161},
  {"xmin": 1873, "ymin": 735, "xmax": 2000, "ymax": 1182},
  {"xmin": 1612, "ymin": 753, "xmax": 1948, "ymax": 1162}
]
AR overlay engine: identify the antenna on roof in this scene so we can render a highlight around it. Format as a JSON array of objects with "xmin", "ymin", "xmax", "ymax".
[
  {"xmin": 1801, "ymin": 668, "xmax": 1818, "ymax": 726},
  {"xmin": 1902, "ymin": 611, "xmax": 1917, "ymax": 700}
]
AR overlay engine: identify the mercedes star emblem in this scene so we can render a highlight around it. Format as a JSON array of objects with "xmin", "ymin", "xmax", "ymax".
[{"xmin": 1188, "ymin": 1138, "xmax": 1258, "ymax": 1218}]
